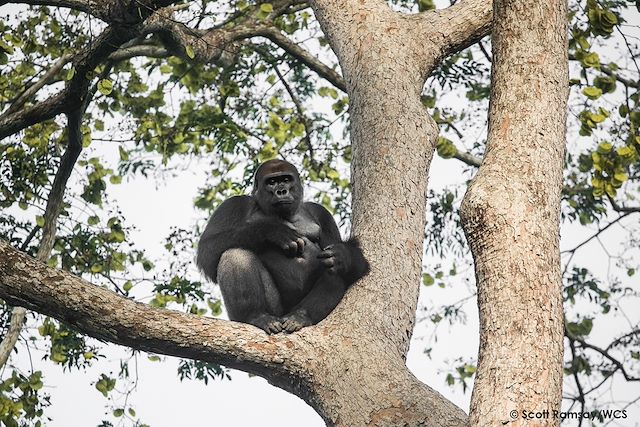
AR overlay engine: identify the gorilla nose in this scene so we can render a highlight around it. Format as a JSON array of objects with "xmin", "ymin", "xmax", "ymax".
[{"xmin": 276, "ymin": 188, "xmax": 288, "ymax": 196}]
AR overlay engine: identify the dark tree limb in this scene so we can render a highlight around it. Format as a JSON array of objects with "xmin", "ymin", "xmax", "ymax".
[
  {"xmin": 259, "ymin": 28, "xmax": 346, "ymax": 92},
  {"xmin": 0, "ymin": 0, "xmax": 179, "ymax": 140},
  {"xmin": 608, "ymin": 195, "xmax": 640, "ymax": 213},
  {"xmin": 0, "ymin": 106, "xmax": 84, "ymax": 368},
  {"xmin": 567, "ymin": 330, "xmax": 640, "ymax": 383}
]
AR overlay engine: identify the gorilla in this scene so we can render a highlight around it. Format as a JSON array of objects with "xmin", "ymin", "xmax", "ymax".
[{"xmin": 196, "ymin": 159, "xmax": 369, "ymax": 334}]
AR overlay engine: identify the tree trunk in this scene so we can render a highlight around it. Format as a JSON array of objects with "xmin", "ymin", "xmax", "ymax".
[
  {"xmin": 2, "ymin": 1, "xmax": 557, "ymax": 426},
  {"xmin": 460, "ymin": 1, "xmax": 568, "ymax": 426}
]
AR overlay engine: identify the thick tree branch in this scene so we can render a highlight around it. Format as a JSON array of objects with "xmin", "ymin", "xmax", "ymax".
[
  {"xmin": 0, "ymin": 240, "xmax": 304, "ymax": 382},
  {"xmin": 427, "ymin": 0, "xmax": 493, "ymax": 59},
  {"xmin": 461, "ymin": 0, "xmax": 568, "ymax": 423},
  {"xmin": 4, "ymin": 0, "xmax": 97, "ymax": 16},
  {"xmin": 4, "ymin": 0, "xmax": 181, "ymax": 23}
]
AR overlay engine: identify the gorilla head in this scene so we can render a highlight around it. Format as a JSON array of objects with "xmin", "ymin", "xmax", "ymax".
[{"xmin": 252, "ymin": 159, "xmax": 303, "ymax": 218}]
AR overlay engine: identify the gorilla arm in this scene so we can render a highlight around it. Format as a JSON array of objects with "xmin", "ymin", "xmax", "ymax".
[
  {"xmin": 278, "ymin": 203, "xmax": 370, "ymax": 333},
  {"xmin": 306, "ymin": 202, "xmax": 370, "ymax": 284},
  {"xmin": 196, "ymin": 196, "xmax": 304, "ymax": 281}
]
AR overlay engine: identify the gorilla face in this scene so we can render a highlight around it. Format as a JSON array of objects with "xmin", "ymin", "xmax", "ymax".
[{"xmin": 253, "ymin": 159, "xmax": 303, "ymax": 218}]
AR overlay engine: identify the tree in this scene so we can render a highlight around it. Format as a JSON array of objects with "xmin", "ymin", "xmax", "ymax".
[{"xmin": 0, "ymin": 0, "xmax": 639, "ymax": 426}]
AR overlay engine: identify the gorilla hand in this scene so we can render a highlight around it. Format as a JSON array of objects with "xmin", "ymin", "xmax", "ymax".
[
  {"xmin": 264, "ymin": 224, "xmax": 305, "ymax": 257},
  {"xmin": 318, "ymin": 243, "xmax": 351, "ymax": 276}
]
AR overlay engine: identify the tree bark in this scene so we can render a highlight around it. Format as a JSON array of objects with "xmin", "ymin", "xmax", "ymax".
[
  {"xmin": 0, "ymin": 0, "xmax": 499, "ymax": 425},
  {"xmin": 460, "ymin": 1, "xmax": 568, "ymax": 426}
]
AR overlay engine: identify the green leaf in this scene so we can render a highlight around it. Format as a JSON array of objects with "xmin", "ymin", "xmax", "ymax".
[
  {"xmin": 95, "ymin": 374, "xmax": 116, "ymax": 397},
  {"xmin": 613, "ymin": 172, "xmax": 628, "ymax": 182},
  {"xmin": 113, "ymin": 408, "xmax": 124, "ymax": 417},
  {"xmin": 260, "ymin": 3, "xmax": 273, "ymax": 13},
  {"xmin": 97, "ymin": 79, "xmax": 113, "ymax": 96},
  {"xmin": 422, "ymin": 273, "xmax": 435, "ymax": 286},
  {"xmin": 580, "ymin": 52, "xmax": 600, "ymax": 68},
  {"xmin": 446, "ymin": 373, "xmax": 454, "ymax": 386},
  {"xmin": 66, "ymin": 67, "xmax": 75, "ymax": 80},
  {"xmin": 118, "ymin": 145, "xmax": 129, "ymax": 161},
  {"xmin": 35, "ymin": 215, "xmax": 45, "ymax": 227},
  {"xmin": 185, "ymin": 45, "xmax": 195, "ymax": 59},
  {"xmin": 418, "ymin": 0, "xmax": 435, "ymax": 11},
  {"xmin": 582, "ymin": 86, "xmax": 602, "ymax": 100},
  {"xmin": 576, "ymin": 36, "xmax": 590, "ymax": 50},
  {"xmin": 597, "ymin": 142, "xmax": 612, "ymax": 153},
  {"xmin": 51, "ymin": 352, "xmax": 67, "ymax": 363},
  {"xmin": 616, "ymin": 146, "xmax": 635, "ymax": 158}
]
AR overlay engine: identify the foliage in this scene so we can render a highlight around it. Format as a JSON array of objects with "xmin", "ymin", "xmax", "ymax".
[{"xmin": 0, "ymin": 0, "xmax": 638, "ymax": 424}]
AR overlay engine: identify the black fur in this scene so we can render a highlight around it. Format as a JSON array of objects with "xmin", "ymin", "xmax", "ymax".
[{"xmin": 197, "ymin": 159, "xmax": 369, "ymax": 333}]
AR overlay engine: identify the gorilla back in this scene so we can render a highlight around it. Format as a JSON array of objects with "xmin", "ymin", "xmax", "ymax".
[{"xmin": 196, "ymin": 159, "xmax": 369, "ymax": 334}]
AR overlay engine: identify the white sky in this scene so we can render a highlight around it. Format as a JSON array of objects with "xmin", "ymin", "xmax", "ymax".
[
  {"xmin": 12, "ymin": 147, "xmax": 639, "ymax": 427},
  {"xmin": 5, "ymin": 1, "xmax": 640, "ymax": 426}
]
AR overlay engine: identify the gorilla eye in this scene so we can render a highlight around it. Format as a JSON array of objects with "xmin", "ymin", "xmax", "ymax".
[{"xmin": 267, "ymin": 178, "xmax": 277, "ymax": 185}]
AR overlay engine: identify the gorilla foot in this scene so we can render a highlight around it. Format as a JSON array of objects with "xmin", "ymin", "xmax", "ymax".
[
  {"xmin": 248, "ymin": 314, "xmax": 284, "ymax": 334},
  {"xmin": 281, "ymin": 311, "xmax": 312, "ymax": 333}
]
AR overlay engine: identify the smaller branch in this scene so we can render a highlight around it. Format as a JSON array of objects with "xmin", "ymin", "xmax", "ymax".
[
  {"xmin": 561, "ymin": 212, "xmax": 633, "ymax": 254},
  {"xmin": 19, "ymin": 227, "xmax": 40, "ymax": 252},
  {"xmin": 0, "ymin": 0, "xmax": 176, "ymax": 140},
  {"xmin": 108, "ymin": 45, "xmax": 170, "ymax": 61},
  {"xmin": 608, "ymin": 195, "xmax": 640, "ymax": 213},
  {"xmin": 453, "ymin": 149, "xmax": 482, "ymax": 167},
  {"xmin": 3, "ymin": 53, "xmax": 73, "ymax": 116},
  {"xmin": 268, "ymin": 53, "xmax": 317, "ymax": 166},
  {"xmin": 477, "ymin": 39, "xmax": 492, "ymax": 62},
  {"xmin": 568, "ymin": 339, "xmax": 586, "ymax": 427},
  {"xmin": 0, "ymin": 308, "xmax": 27, "ymax": 368},
  {"xmin": 4, "ymin": 0, "xmax": 96, "ymax": 15},
  {"xmin": 260, "ymin": 28, "xmax": 346, "ymax": 92},
  {"xmin": 616, "ymin": 25, "xmax": 640, "ymax": 77},
  {"xmin": 600, "ymin": 65, "xmax": 639, "ymax": 89},
  {"xmin": 606, "ymin": 329, "xmax": 640, "ymax": 351},
  {"xmin": 567, "ymin": 330, "xmax": 640, "ymax": 383},
  {"xmin": 0, "ymin": 104, "xmax": 84, "ymax": 369},
  {"xmin": 568, "ymin": 54, "xmax": 638, "ymax": 89}
]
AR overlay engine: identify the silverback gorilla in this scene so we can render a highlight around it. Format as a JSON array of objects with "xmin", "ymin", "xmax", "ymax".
[{"xmin": 196, "ymin": 159, "xmax": 369, "ymax": 334}]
